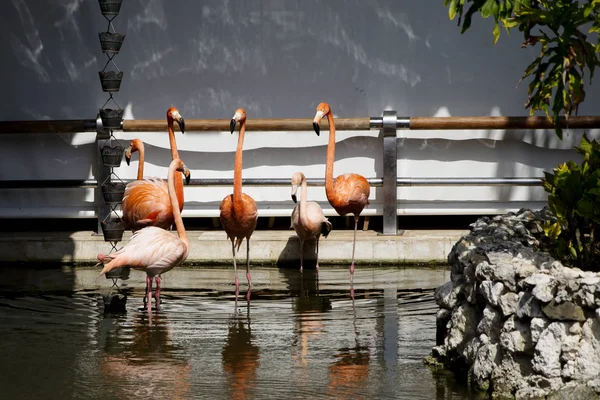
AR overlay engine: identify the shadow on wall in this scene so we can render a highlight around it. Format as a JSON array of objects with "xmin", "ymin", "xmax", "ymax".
[{"xmin": 276, "ymin": 235, "xmax": 320, "ymax": 269}]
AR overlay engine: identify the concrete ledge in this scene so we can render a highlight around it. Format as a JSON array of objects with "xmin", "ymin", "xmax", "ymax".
[{"xmin": 0, "ymin": 229, "xmax": 467, "ymax": 265}]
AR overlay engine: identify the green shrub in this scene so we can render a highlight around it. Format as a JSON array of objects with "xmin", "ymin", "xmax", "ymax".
[{"xmin": 542, "ymin": 133, "xmax": 600, "ymax": 270}]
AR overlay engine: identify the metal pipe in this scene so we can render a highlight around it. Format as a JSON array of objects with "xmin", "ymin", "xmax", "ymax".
[
  {"xmin": 409, "ymin": 116, "xmax": 600, "ymax": 130},
  {"xmin": 3, "ymin": 115, "xmax": 600, "ymax": 134},
  {"xmin": 187, "ymin": 178, "xmax": 385, "ymax": 187},
  {"xmin": 0, "ymin": 180, "xmax": 99, "ymax": 189},
  {"xmin": 397, "ymin": 178, "xmax": 542, "ymax": 186},
  {"xmin": 123, "ymin": 118, "xmax": 371, "ymax": 132},
  {"xmin": 382, "ymin": 110, "xmax": 398, "ymax": 235},
  {"xmin": 0, "ymin": 177, "xmax": 541, "ymax": 189},
  {"xmin": 0, "ymin": 120, "xmax": 97, "ymax": 134}
]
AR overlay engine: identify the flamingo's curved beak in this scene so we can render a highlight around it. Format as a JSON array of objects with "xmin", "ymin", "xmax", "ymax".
[
  {"xmin": 291, "ymin": 184, "xmax": 298, "ymax": 203},
  {"xmin": 183, "ymin": 166, "xmax": 191, "ymax": 185},
  {"xmin": 125, "ymin": 145, "xmax": 132, "ymax": 166},
  {"xmin": 313, "ymin": 110, "xmax": 324, "ymax": 136},
  {"xmin": 230, "ymin": 118, "xmax": 237, "ymax": 134},
  {"xmin": 177, "ymin": 117, "xmax": 185, "ymax": 134}
]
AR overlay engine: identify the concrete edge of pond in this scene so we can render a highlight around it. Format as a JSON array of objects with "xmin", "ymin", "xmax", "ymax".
[{"xmin": 0, "ymin": 229, "xmax": 467, "ymax": 266}]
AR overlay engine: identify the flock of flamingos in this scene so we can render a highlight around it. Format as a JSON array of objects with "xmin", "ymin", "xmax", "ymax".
[{"xmin": 97, "ymin": 102, "xmax": 371, "ymax": 312}]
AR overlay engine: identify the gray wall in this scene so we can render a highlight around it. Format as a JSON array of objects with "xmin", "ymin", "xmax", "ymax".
[{"xmin": 1, "ymin": 0, "xmax": 598, "ymax": 218}]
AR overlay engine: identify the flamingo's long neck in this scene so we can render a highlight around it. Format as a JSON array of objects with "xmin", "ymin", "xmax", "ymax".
[
  {"xmin": 136, "ymin": 142, "xmax": 145, "ymax": 180},
  {"xmin": 299, "ymin": 176, "xmax": 309, "ymax": 225},
  {"xmin": 168, "ymin": 121, "xmax": 184, "ymax": 208},
  {"xmin": 325, "ymin": 112, "xmax": 336, "ymax": 201},
  {"xmin": 168, "ymin": 122, "xmax": 180, "ymax": 160},
  {"xmin": 168, "ymin": 163, "xmax": 189, "ymax": 252},
  {"xmin": 233, "ymin": 121, "xmax": 246, "ymax": 215}
]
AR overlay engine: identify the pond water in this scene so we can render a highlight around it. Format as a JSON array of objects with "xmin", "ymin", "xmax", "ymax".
[{"xmin": 0, "ymin": 265, "xmax": 478, "ymax": 399}]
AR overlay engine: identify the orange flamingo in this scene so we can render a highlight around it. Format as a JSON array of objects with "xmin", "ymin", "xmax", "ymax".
[
  {"xmin": 219, "ymin": 108, "xmax": 258, "ymax": 295},
  {"xmin": 125, "ymin": 138, "xmax": 146, "ymax": 180},
  {"xmin": 312, "ymin": 102, "xmax": 370, "ymax": 282},
  {"xmin": 121, "ymin": 107, "xmax": 185, "ymax": 231},
  {"xmin": 98, "ymin": 158, "xmax": 191, "ymax": 314},
  {"xmin": 290, "ymin": 172, "xmax": 332, "ymax": 272}
]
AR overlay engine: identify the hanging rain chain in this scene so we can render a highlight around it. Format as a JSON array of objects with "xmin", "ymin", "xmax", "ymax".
[{"xmin": 97, "ymin": 0, "xmax": 129, "ymax": 292}]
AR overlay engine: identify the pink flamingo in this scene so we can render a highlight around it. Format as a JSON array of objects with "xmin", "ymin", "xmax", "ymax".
[
  {"xmin": 219, "ymin": 108, "xmax": 258, "ymax": 295},
  {"xmin": 290, "ymin": 172, "xmax": 332, "ymax": 272},
  {"xmin": 98, "ymin": 158, "xmax": 191, "ymax": 314},
  {"xmin": 121, "ymin": 107, "xmax": 185, "ymax": 231},
  {"xmin": 312, "ymin": 102, "xmax": 370, "ymax": 282}
]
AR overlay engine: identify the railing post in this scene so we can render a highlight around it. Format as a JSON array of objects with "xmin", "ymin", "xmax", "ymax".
[
  {"xmin": 95, "ymin": 115, "xmax": 111, "ymax": 235},
  {"xmin": 381, "ymin": 110, "xmax": 398, "ymax": 235}
]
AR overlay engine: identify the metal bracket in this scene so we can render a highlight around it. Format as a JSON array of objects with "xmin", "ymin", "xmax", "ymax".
[
  {"xmin": 382, "ymin": 110, "xmax": 398, "ymax": 235},
  {"xmin": 96, "ymin": 113, "xmax": 110, "ymax": 138}
]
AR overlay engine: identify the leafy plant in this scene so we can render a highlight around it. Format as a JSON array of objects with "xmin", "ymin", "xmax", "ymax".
[
  {"xmin": 444, "ymin": 0, "xmax": 600, "ymax": 139},
  {"xmin": 542, "ymin": 133, "xmax": 600, "ymax": 270}
]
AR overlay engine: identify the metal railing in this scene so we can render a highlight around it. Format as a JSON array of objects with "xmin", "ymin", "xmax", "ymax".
[{"xmin": 2, "ymin": 113, "xmax": 600, "ymax": 235}]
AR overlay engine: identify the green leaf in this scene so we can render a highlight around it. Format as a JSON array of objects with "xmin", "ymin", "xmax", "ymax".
[
  {"xmin": 544, "ymin": 221, "xmax": 562, "ymax": 240},
  {"xmin": 481, "ymin": 0, "xmax": 496, "ymax": 18},
  {"xmin": 575, "ymin": 133, "xmax": 592, "ymax": 156},
  {"xmin": 448, "ymin": 0, "xmax": 459, "ymax": 20},
  {"xmin": 493, "ymin": 21, "xmax": 501, "ymax": 44}
]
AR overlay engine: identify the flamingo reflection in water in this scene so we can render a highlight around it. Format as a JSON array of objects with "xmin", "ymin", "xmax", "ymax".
[
  {"xmin": 222, "ymin": 293, "xmax": 260, "ymax": 400},
  {"xmin": 327, "ymin": 296, "xmax": 371, "ymax": 398},
  {"xmin": 289, "ymin": 269, "xmax": 330, "ymax": 367},
  {"xmin": 100, "ymin": 312, "xmax": 192, "ymax": 399}
]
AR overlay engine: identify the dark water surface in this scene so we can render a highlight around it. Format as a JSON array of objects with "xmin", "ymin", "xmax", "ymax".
[{"xmin": 0, "ymin": 265, "xmax": 474, "ymax": 399}]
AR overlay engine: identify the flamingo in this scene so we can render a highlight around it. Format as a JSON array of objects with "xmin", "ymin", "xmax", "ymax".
[
  {"xmin": 98, "ymin": 158, "xmax": 191, "ymax": 314},
  {"xmin": 124, "ymin": 138, "xmax": 145, "ymax": 180},
  {"xmin": 312, "ymin": 102, "xmax": 370, "ymax": 282},
  {"xmin": 219, "ymin": 108, "xmax": 258, "ymax": 295},
  {"xmin": 121, "ymin": 107, "xmax": 185, "ymax": 231},
  {"xmin": 290, "ymin": 172, "xmax": 332, "ymax": 272}
]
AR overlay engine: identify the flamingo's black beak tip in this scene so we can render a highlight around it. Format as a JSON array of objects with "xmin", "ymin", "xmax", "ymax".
[
  {"xmin": 230, "ymin": 119, "xmax": 236, "ymax": 134},
  {"xmin": 291, "ymin": 194, "xmax": 297, "ymax": 204},
  {"xmin": 125, "ymin": 157, "xmax": 131, "ymax": 166},
  {"xmin": 178, "ymin": 118, "xmax": 185, "ymax": 134},
  {"xmin": 185, "ymin": 173, "xmax": 191, "ymax": 185},
  {"xmin": 312, "ymin": 122, "xmax": 320, "ymax": 136}
]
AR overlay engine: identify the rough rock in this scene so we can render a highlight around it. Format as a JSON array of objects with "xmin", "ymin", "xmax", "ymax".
[
  {"xmin": 542, "ymin": 300, "xmax": 586, "ymax": 322},
  {"xmin": 461, "ymin": 335, "xmax": 482, "ymax": 364},
  {"xmin": 431, "ymin": 208, "xmax": 600, "ymax": 399},
  {"xmin": 546, "ymin": 381, "xmax": 598, "ymax": 400},
  {"xmin": 499, "ymin": 292, "xmax": 519, "ymax": 317},
  {"xmin": 490, "ymin": 353, "xmax": 530, "ymax": 396},
  {"xmin": 517, "ymin": 292, "xmax": 544, "ymax": 319},
  {"xmin": 479, "ymin": 280, "xmax": 504, "ymax": 306},
  {"xmin": 472, "ymin": 343, "xmax": 501, "ymax": 390},
  {"xmin": 530, "ymin": 317, "xmax": 550, "ymax": 344},
  {"xmin": 574, "ymin": 284, "xmax": 596, "ymax": 308},
  {"xmin": 532, "ymin": 322, "xmax": 567, "ymax": 378},
  {"xmin": 434, "ymin": 280, "xmax": 461, "ymax": 310},
  {"xmin": 477, "ymin": 304, "xmax": 501, "ymax": 341},
  {"xmin": 560, "ymin": 323, "xmax": 583, "ymax": 379},
  {"xmin": 572, "ymin": 319, "xmax": 600, "ymax": 381},
  {"xmin": 500, "ymin": 318, "xmax": 532, "ymax": 354},
  {"xmin": 445, "ymin": 303, "xmax": 478, "ymax": 353},
  {"xmin": 525, "ymin": 273, "xmax": 558, "ymax": 303}
]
